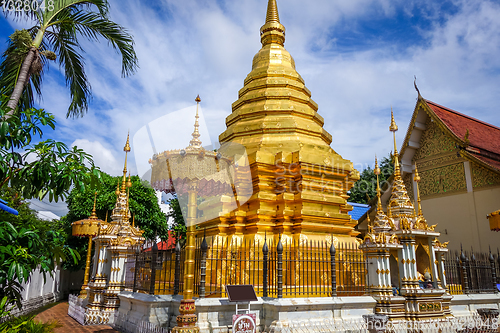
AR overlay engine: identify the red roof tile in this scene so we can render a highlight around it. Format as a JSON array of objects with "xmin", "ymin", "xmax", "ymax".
[{"xmin": 425, "ymin": 100, "xmax": 500, "ymax": 156}]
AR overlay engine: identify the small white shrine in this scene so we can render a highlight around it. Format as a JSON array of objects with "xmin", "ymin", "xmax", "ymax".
[
  {"xmin": 69, "ymin": 135, "xmax": 145, "ymax": 325},
  {"xmin": 360, "ymin": 112, "xmax": 451, "ymax": 323}
]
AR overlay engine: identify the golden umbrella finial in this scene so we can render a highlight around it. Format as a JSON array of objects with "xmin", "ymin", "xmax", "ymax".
[{"xmin": 188, "ymin": 95, "xmax": 202, "ymax": 149}]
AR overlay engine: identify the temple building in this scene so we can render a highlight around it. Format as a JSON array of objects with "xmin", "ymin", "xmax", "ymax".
[
  {"xmin": 359, "ymin": 91, "xmax": 500, "ymax": 252},
  {"xmin": 151, "ymin": 0, "xmax": 361, "ymax": 246}
]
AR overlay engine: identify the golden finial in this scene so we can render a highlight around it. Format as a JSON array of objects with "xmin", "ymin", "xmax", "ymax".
[
  {"xmin": 121, "ymin": 133, "xmax": 131, "ymax": 192},
  {"xmin": 127, "ymin": 172, "xmax": 133, "ymax": 188},
  {"xmin": 389, "ymin": 108, "xmax": 401, "ymax": 177},
  {"xmin": 414, "ymin": 162, "xmax": 423, "ymax": 216},
  {"xmin": 105, "ymin": 211, "xmax": 108, "ymax": 223},
  {"xmin": 265, "ymin": 0, "xmax": 280, "ymax": 23},
  {"xmin": 389, "ymin": 107, "xmax": 398, "ymax": 132},
  {"xmin": 89, "ymin": 191, "xmax": 98, "ymax": 220},
  {"xmin": 188, "ymin": 95, "xmax": 202, "ymax": 149},
  {"xmin": 132, "ymin": 214, "xmax": 135, "ymax": 227},
  {"xmin": 115, "ymin": 180, "xmax": 120, "ymax": 196},
  {"xmin": 374, "ymin": 156, "xmax": 382, "ymax": 212},
  {"xmin": 260, "ymin": 0, "xmax": 285, "ymax": 46},
  {"xmin": 124, "ymin": 132, "xmax": 131, "ymax": 152}
]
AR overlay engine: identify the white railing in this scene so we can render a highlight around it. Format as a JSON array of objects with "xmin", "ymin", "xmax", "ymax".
[{"xmin": 114, "ymin": 311, "xmax": 169, "ymax": 333}]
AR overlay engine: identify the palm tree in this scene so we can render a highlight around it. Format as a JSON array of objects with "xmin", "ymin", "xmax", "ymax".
[{"xmin": 0, "ymin": 0, "xmax": 138, "ymax": 118}]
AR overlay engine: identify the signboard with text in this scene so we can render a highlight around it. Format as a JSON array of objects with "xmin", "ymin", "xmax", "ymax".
[{"xmin": 232, "ymin": 313, "xmax": 256, "ymax": 333}]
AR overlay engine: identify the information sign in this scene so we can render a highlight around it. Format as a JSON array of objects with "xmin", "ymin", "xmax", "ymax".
[{"xmin": 232, "ymin": 313, "xmax": 256, "ymax": 333}]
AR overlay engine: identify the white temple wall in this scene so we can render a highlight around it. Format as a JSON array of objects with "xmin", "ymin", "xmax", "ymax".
[{"xmin": 10, "ymin": 266, "xmax": 84, "ymax": 317}]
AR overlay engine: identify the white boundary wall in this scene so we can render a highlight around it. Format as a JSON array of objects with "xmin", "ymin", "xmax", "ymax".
[{"xmin": 9, "ymin": 266, "xmax": 84, "ymax": 317}]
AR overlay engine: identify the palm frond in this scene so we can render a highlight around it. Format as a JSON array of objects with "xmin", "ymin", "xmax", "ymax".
[
  {"xmin": 44, "ymin": 29, "xmax": 90, "ymax": 118},
  {"xmin": 69, "ymin": 11, "xmax": 138, "ymax": 77},
  {"xmin": 42, "ymin": 0, "xmax": 109, "ymax": 25}
]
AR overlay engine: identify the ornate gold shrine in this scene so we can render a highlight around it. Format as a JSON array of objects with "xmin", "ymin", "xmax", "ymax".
[{"xmin": 151, "ymin": 0, "xmax": 360, "ymax": 246}]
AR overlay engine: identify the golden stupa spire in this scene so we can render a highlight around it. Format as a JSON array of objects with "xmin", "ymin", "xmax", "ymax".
[
  {"xmin": 121, "ymin": 132, "xmax": 131, "ymax": 193},
  {"xmin": 260, "ymin": 0, "xmax": 285, "ymax": 46},
  {"xmin": 374, "ymin": 155, "xmax": 383, "ymax": 212},
  {"xmin": 188, "ymin": 95, "xmax": 202, "ymax": 149},
  {"xmin": 266, "ymin": 0, "xmax": 280, "ymax": 23},
  {"xmin": 89, "ymin": 192, "xmax": 98, "ymax": 220},
  {"xmin": 389, "ymin": 107, "xmax": 400, "ymax": 177},
  {"xmin": 414, "ymin": 162, "xmax": 423, "ymax": 216}
]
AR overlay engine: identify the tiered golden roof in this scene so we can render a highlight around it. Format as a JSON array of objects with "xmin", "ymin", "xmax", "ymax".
[{"xmin": 219, "ymin": 0, "xmax": 339, "ymax": 158}]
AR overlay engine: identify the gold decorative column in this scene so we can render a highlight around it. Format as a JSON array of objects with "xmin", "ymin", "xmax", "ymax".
[
  {"xmin": 173, "ymin": 179, "xmax": 200, "ymax": 333},
  {"xmin": 71, "ymin": 192, "xmax": 102, "ymax": 299}
]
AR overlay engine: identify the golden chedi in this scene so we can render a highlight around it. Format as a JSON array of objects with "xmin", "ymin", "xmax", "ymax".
[
  {"xmin": 151, "ymin": 0, "xmax": 360, "ymax": 245},
  {"xmin": 212, "ymin": 0, "xmax": 360, "ymax": 244}
]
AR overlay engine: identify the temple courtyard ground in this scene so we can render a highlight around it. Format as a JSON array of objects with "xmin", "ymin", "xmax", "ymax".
[{"xmin": 34, "ymin": 301, "xmax": 118, "ymax": 333}]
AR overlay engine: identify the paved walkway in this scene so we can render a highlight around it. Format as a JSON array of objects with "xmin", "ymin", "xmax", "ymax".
[{"xmin": 34, "ymin": 302, "xmax": 118, "ymax": 333}]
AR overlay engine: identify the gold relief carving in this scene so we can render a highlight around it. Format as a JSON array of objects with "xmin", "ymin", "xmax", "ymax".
[
  {"xmin": 417, "ymin": 154, "xmax": 461, "ymax": 170},
  {"xmin": 376, "ymin": 269, "xmax": 381, "ymax": 274},
  {"xmin": 471, "ymin": 163, "xmax": 500, "ymax": 188},
  {"xmin": 403, "ymin": 174, "xmax": 414, "ymax": 202},
  {"xmin": 411, "ymin": 259, "xmax": 416, "ymax": 264},
  {"xmin": 418, "ymin": 163, "xmax": 466, "ymax": 197},
  {"xmin": 414, "ymin": 117, "xmax": 456, "ymax": 160}
]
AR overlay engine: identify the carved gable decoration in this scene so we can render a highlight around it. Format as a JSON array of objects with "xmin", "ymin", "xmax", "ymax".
[{"xmin": 413, "ymin": 117, "xmax": 456, "ymax": 160}]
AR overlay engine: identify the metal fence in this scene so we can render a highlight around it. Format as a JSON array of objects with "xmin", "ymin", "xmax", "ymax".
[
  {"xmin": 131, "ymin": 236, "xmax": 367, "ymax": 298},
  {"xmin": 129, "ymin": 238, "xmax": 499, "ymax": 299},
  {"xmin": 444, "ymin": 248, "xmax": 499, "ymax": 295}
]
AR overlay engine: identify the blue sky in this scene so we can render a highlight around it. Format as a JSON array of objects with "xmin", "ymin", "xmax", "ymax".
[{"xmin": 2, "ymin": 0, "xmax": 500, "ymax": 214}]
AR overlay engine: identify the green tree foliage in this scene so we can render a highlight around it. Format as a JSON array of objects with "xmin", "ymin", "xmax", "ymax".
[
  {"xmin": 167, "ymin": 196, "xmax": 185, "ymax": 243},
  {"xmin": 63, "ymin": 172, "xmax": 168, "ymax": 269},
  {"xmin": 0, "ymin": 188, "xmax": 79, "ymax": 310},
  {"xmin": 348, "ymin": 155, "xmax": 394, "ymax": 204},
  {"xmin": 0, "ymin": 97, "xmax": 97, "ymax": 311},
  {"xmin": 0, "ymin": 0, "xmax": 138, "ymax": 117}
]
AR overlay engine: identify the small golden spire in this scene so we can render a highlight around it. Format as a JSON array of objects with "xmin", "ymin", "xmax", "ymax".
[
  {"xmin": 132, "ymin": 214, "xmax": 135, "ymax": 227},
  {"xmin": 89, "ymin": 191, "xmax": 98, "ymax": 220},
  {"xmin": 266, "ymin": 0, "xmax": 280, "ymax": 23},
  {"xmin": 105, "ymin": 211, "xmax": 108, "ymax": 223},
  {"xmin": 374, "ymin": 156, "xmax": 383, "ymax": 212},
  {"xmin": 121, "ymin": 133, "xmax": 130, "ymax": 192},
  {"xmin": 260, "ymin": 0, "xmax": 285, "ymax": 46},
  {"xmin": 188, "ymin": 95, "xmax": 202, "ymax": 149},
  {"xmin": 127, "ymin": 172, "xmax": 133, "ymax": 188},
  {"xmin": 414, "ymin": 162, "xmax": 423, "ymax": 216},
  {"xmin": 389, "ymin": 108, "xmax": 401, "ymax": 177},
  {"xmin": 115, "ymin": 180, "xmax": 120, "ymax": 196}
]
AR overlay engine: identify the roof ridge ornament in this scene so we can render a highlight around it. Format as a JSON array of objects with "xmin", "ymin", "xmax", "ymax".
[{"xmin": 414, "ymin": 75, "xmax": 422, "ymax": 98}]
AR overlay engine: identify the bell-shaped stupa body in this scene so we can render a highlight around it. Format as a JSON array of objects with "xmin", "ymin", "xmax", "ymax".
[{"xmin": 209, "ymin": 0, "xmax": 360, "ymax": 245}]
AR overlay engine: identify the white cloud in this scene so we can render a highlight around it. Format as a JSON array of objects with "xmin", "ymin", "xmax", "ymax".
[
  {"xmin": 71, "ymin": 139, "xmax": 122, "ymax": 176},
  {"xmin": 4, "ymin": 0, "xmax": 500, "ymax": 174}
]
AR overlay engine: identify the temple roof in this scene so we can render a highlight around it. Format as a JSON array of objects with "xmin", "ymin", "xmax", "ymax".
[
  {"xmin": 348, "ymin": 202, "xmax": 370, "ymax": 221},
  {"xmin": 424, "ymin": 100, "xmax": 500, "ymax": 170},
  {"xmin": 400, "ymin": 96, "xmax": 500, "ymax": 174}
]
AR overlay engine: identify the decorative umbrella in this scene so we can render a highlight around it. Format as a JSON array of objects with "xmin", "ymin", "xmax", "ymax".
[{"xmin": 71, "ymin": 192, "xmax": 104, "ymax": 298}]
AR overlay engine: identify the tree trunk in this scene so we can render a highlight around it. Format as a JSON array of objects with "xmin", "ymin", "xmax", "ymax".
[{"xmin": 5, "ymin": 47, "xmax": 37, "ymax": 117}]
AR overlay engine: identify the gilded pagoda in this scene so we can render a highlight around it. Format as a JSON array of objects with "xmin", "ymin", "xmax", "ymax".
[{"xmin": 151, "ymin": 0, "xmax": 360, "ymax": 246}]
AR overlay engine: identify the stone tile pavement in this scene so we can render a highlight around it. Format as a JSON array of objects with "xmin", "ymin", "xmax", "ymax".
[{"xmin": 34, "ymin": 301, "xmax": 118, "ymax": 333}]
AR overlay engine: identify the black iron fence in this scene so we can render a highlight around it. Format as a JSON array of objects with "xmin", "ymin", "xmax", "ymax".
[
  {"xmin": 129, "ymin": 238, "xmax": 499, "ymax": 298},
  {"xmin": 130, "ymin": 236, "xmax": 367, "ymax": 298},
  {"xmin": 444, "ymin": 248, "xmax": 499, "ymax": 295}
]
